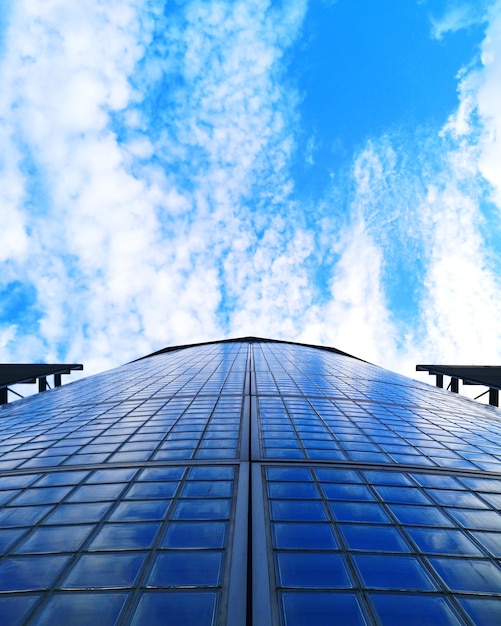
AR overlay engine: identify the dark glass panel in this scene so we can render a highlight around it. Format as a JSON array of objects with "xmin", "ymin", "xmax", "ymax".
[
  {"xmin": 89, "ymin": 523, "xmax": 160, "ymax": 551},
  {"xmin": 353, "ymin": 555, "xmax": 436, "ymax": 590},
  {"xmin": 147, "ymin": 552, "xmax": 222, "ymax": 587},
  {"xmin": 430, "ymin": 557, "xmax": 501, "ymax": 593},
  {"xmin": 406, "ymin": 527, "xmax": 482, "ymax": 556},
  {"xmin": 15, "ymin": 525, "xmax": 94, "ymax": 554},
  {"xmin": 471, "ymin": 531, "xmax": 501, "ymax": 557},
  {"xmin": 110, "ymin": 501, "xmax": 170, "ymax": 522},
  {"xmin": 270, "ymin": 501, "xmax": 327, "ymax": 522},
  {"xmin": 0, "ymin": 555, "xmax": 70, "ymax": 591},
  {"xmin": 181, "ymin": 482, "xmax": 233, "ymax": 498},
  {"xmin": 31, "ymin": 592, "xmax": 127, "ymax": 626},
  {"xmin": 268, "ymin": 482, "xmax": 319, "ymax": 500},
  {"xmin": 139, "ymin": 467, "xmax": 186, "ymax": 481},
  {"xmin": 340, "ymin": 524, "xmax": 410, "ymax": 552},
  {"xmin": 61, "ymin": 552, "xmax": 146, "ymax": 589},
  {"xmin": 374, "ymin": 486, "xmax": 432, "ymax": 505},
  {"xmin": 281, "ymin": 592, "xmax": 367, "ymax": 626},
  {"xmin": 388, "ymin": 505, "xmax": 453, "ymax": 527},
  {"xmin": 126, "ymin": 482, "xmax": 178, "ymax": 499},
  {"xmin": 0, "ymin": 594, "xmax": 42, "ymax": 626},
  {"xmin": 162, "ymin": 522, "xmax": 227, "ymax": 549},
  {"xmin": 172, "ymin": 500, "xmax": 231, "ymax": 521},
  {"xmin": 130, "ymin": 591, "xmax": 217, "ymax": 626},
  {"xmin": 0, "ymin": 505, "xmax": 50, "ymax": 528},
  {"xmin": 314, "ymin": 469, "xmax": 361, "ymax": 483},
  {"xmin": 459, "ymin": 597, "xmax": 501, "ymax": 626},
  {"xmin": 188, "ymin": 467, "xmax": 234, "ymax": 480},
  {"xmin": 276, "ymin": 553, "xmax": 352, "ymax": 588},
  {"xmin": 329, "ymin": 502, "xmax": 389, "ymax": 524},
  {"xmin": 272, "ymin": 523, "xmax": 337, "ymax": 549},
  {"xmin": 447, "ymin": 508, "xmax": 501, "ymax": 531},
  {"xmin": 44, "ymin": 502, "xmax": 112, "ymax": 525},
  {"xmin": 321, "ymin": 483, "xmax": 374, "ymax": 501},
  {"xmin": 0, "ymin": 528, "xmax": 26, "ymax": 554},
  {"xmin": 370, "ymin": 594, "xmax": 462, "ymax": 626},
  {"xmin": 67, "ymin": 483, "xmax": 126, "ymax": 503}
]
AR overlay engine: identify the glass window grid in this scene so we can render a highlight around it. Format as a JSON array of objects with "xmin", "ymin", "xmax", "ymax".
[
  {"xmin": 0, "ymin": 463, "xmax": 238, "ymax": 624},
  {"xmin": 2, "ymin": 340, "xmax": 501, "ymax": 624},
  {"xmin": 263, "ymin": 463, "xmax": 501, "ymax": 625},
  {"xmin": 256, "ymin": 346, "xmax": 501, "ymax": 472}
]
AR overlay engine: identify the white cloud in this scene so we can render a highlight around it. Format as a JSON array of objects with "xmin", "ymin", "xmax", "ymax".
[
  {"xmin": 0, "ymin": 0, "xmax": 309, "ymax": 371},
  {"xmin": 1, "ymin": 0, "xmax": 501, "ymax": 396},
  {"xmin": 430, "ymin": 1, "xmax": 491, "ymax": 39}
]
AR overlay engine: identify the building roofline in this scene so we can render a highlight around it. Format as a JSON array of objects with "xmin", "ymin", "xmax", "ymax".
[{"xmin": 131, "ymin": 336, "xmax": 368, "ymax": 364}]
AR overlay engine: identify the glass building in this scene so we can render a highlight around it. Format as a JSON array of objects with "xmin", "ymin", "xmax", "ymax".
[{"xmin": 0, "ymin": 337, "xmax": 501, "ymax": 625}]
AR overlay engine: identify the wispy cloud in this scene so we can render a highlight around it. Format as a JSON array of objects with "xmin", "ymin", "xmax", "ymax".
[
  {"xmin": 430, "ymin": 0, "xmax": 492, "ymax": 39},
  {"xmin": 0, "ymin": 0, "xmax": 308, "ymax": 372},
  {"xmin": 1, "ymin": 0, "xmax": 501, "ymax": 385}
]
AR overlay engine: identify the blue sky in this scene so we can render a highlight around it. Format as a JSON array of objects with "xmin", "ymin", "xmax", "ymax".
[{"xmin": 1, "ymin": 0, "xmax": 501, "ymax": 381}]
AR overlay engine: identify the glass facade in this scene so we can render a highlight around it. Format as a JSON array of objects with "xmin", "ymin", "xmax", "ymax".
[{"xmin": 0, "ymin": 339, "xmax": 500, "ymax": 624}]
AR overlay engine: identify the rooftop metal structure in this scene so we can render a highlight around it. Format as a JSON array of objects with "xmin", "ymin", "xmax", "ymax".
[
  {"xmin": 0, "ymin": 363, "xmax": 83, "ymax": 404},
  {"xmin": 417, "ymin": 364, "xmax": 501, "ymax": 406}
]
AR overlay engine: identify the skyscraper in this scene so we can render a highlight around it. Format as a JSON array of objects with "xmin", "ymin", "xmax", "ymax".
[{"xmin": 0, "ymin": 338, "xmax": 500, "ymax": 625}]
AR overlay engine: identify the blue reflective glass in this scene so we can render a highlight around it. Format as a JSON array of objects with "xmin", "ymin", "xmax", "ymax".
[
  {"xmin": 126, "ymin": 482, "xmax": 178, "ymax": 499},
  {"xmin": 11, "ymin": 486, "xmax": 73, "ymax": 505},
  {"xmin": 35, "ymin": 471, "xmax": 89, "ymax": 486},
  {"xmin": 89, "ymin": 523, "xmax": 160, "ymax": 550},
  {"xmin": 459, "ymin": 477, "xmax": 501, "ymax": 493},
  {"xmin": 370, "ymin": 594, "xmax": 462, "ymax": 625},
  {"xmin": 272, "ymin": 523, "xmax": 337, "ymax": 549},
  {"xmin": 67, "ymin": 483, "xmax": 126, "ymax": 502},
  {"xmin": 110, "ymin": 501, "xmax": 170, "ymax": 522},
  {"xmin": 173, "ymin": 500, "xmax": 230, "ymax": 520},
  {"xmin": 427, "ymin": 489, "xmax": 488, "ymax": 508},
  {"xmin": 459, "ymin": 597, "xmax": 501, "ymax": 626},
  {"xmin": 87, "ymin": 468, "xmax": 137, "ymax": 483},
  {"xmin": 140, "ymin": 467, "xmax": 186, "ymax": 481},
  {"xmin": 447, "ymin": 508, "xmax": 501, "ymax": 531},
  {"xmin": 354, "ymin": 555, "xmax": 436, "ymax": 590},
  {"xmin": 471, "ymin": 531, "xmax": 501, "ymax": 557},
  {"xmin": 44, "ymin": 502, "xmax": 111, "ymax": 525},
  {"xmin": 276, "ymin": 553, "xmax": 352, "ymax": 588},
  {"xmin": 0, "ymin": 505, "xmax": 50, "ymax": 527},
  {"xmin": 389, "ymin": 505, "xmax": 453, "ymax": 527},
  {"xmin": 270, "ymin": 501, "xmax": 327, "ymax": 521},
  {"xmin": 181, "ymin": 482, "xmax": 233, "ymax": 498},
  {"xmin": 329, "ymin": 502, "xmax": 389, "ymax": 523},
  {"xmin": 0, "ymin": 555, "xmax": 70, "ymax": 591},
  {"xmin": 0, "ymin": 594, "xmax": 42, "ymax": 626},
  {"xmin": 0, "ymin": 490, "xmax": 17, "ymax": 506},
  {"xmin": 147, "ymin": 552, "xmax": 222, "ymax": 586},
  {"xmin": 321, "ymin": 483, "xmax": 374, "ymax": 501},
  {"xmin": 411, "ymin": 474, "xmax": 462, "ymax": 489},
  {"xmin": 162, "ymin": 522, "xmax": 227, "ymax": 549},
  {"xmin": 268, "ymin": 482, "xmax": 319, "ymax": 499},
  {"xmin": 16, "ymin": 525, "xmax": 94, "ymax": 554},
  {"xmin": 340, "ymin": 525, "xmax": 410, "ymax": 552},
  {"xmin": 363, "ymin": 471, "xmax": 412, "ymax": 486},
  {"xmin": 265, "ymin": 448, "xmax": 304, "ymax": 459},
  {"xmin": 406, "ymin": 527, "xmax": 482, "ymax": 556},
  {"xmin": 62, "ymin": 553, "xmax": 146, "ymax": 588},
  {"xmin": 131, "ymin": 591, "xmax": 217, "ymax": 626},
  {"xmin": 32, "ymin": 592, "xmax": 128, "ymax": 626},
  {"xmin": 374, "ymin": 486, "xmax": 432, "ymax": 504},
  {"xmin": 281, "ymin": 592, "xmax": 367, "ymax": 626},
  {"xmin": 314, "ymin": 469, "xmax": 361, "ymax": 483},
  {"xmin": 0, "ymin": 528, "xmax": 26, "ymax": 554},
  {"xmin": 430, "ymin": 557, "xmax": 501, "ymax": 593},
  {"xmin": 188, "ymin": 467, "xmax": 234, "ymax": 480}
]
